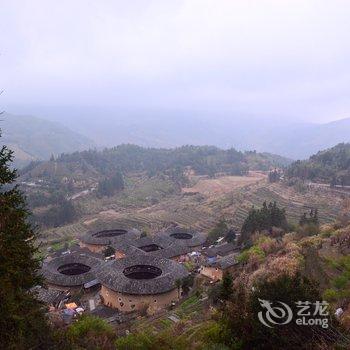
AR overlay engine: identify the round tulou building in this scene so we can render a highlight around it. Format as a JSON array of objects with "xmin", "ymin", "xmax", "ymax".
[
  {"xmin": 41, "ymin": 252, "xmax": 103, "ymax": 292},
  {"xmin": 79, "ymin": 228, "xmax": 140, "ymax": 253},
  {"xmin": 157, "ymin": 227, "xmax": 206, "ymax": 249},
  {"xmin": 96, "ymin": 255, "xmax": 188, "ymax": 313}
]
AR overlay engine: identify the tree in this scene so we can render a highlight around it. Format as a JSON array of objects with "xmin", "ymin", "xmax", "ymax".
[
  {"xmin": 97, "ymin": 171, "xmax": 124, "ymax": 197},
  {"xmin": 181, "ymin": 275, "xmax": 195, "ymax": 295},
  {"xmin": 225, "ymin": 229, "xmax": 236, "ymax": 243},
  {"xmin": 103, "ymin": 245, "xmax": 115, "ymax": 258},
  {"xmin": 220, "ymin": 272, "xmax": 233, "ymax": 301},
  {"xmin": 268, "ymin": 169, "xmax": 280, "ymax": 183},
  {"xmin": 240, "ymin": 202, "xmax": 288, "ymax": 244},
  {"xmin": 207, "ymin": 219, "xmax": 228, "ymax": 244},
  {"xmin": 36, "ymin": 198, "xmax": 77, "ymax": 228},
  {"xmin": 221, "ymin": 273, "xmax": 340, "ymax": 349},
  {"xmin": 299, "ymin": 208, "xmax": 319, "ymax": 227},
  {"xmin": 66, "ymin": 315, "xmax": 115, "ymax": 349},
  {"xmin": 0, "ymin": 132, "xmax": 52, "ymax": 349}
]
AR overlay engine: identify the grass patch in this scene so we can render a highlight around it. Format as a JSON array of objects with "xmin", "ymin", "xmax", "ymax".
[{"xmin": 159, "ymin": 318, "xmax": 172, "ymax": 329}]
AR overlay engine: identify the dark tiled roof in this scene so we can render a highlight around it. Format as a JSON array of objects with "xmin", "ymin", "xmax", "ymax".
[
  {"xmin": 31, "ymin": 286, "xmax": 67, "ymax": 305},
  {"xmin": 205, "ymin": 243, "xmax": 238, "ymax": 257},
  {"xmin": 206, "ymin": 253, "xmax": 239, "ymax": 269},
  {"xmin": 80, "ymin": 228, "xmax": 141, "ymax": 246},
  {"xmin": 90, "ymin": 304, "xmax": 119, "ymax": 319},
  {"xmin": 156, "ymin": 227, "xmax": 207, "ymax": 248},
  {"xmin": 41, "ymin": 252, "xmax": 103, "ymax": 287},
  {"xmin": 112, "ymin": 235, "xmax": 191, "ymax": 259},
  {"xmin": 151, "ymin": 242, "xmax": 191, "ymax": 259},
  {"xmin": 96, "ymin": 255, "xmax": 188, "ymax": 295}
]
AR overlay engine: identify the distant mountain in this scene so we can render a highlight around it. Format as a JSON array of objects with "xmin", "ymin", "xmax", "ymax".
[
  {"xmin": 0, "ymin": 113, "xmax": 95, "ymax": 167},
  {"xmin": 287, "ymin": 143, "xmax": 350, "ymax": 185},
  {"xmin": 5, "ymin": 106, "xmax": 350, "ymax": 159}
]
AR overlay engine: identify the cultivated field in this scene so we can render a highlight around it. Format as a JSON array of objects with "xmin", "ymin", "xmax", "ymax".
[
  {"xmin": 182, "ymin": 172, "xmax": 266, "ymax": 197},
  {"xmin": 39, "ymin": 172, "xmax": 346, "ymax": 252}
]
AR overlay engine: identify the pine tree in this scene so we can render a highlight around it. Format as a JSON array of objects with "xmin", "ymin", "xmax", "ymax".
[{"xmin": 0, "ymin": 132, "xmax": 51, "ymax": 349}]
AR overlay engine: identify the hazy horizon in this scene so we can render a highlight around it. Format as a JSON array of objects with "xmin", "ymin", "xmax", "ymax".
[{"xmin": 1, "ymin": 0, "xmax": 350, "ymax": 123}]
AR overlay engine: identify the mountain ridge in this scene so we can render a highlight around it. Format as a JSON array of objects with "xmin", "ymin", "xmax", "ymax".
[{"xmin": 0, "ymin": 113, "xmax": 96, "ymax": 167}]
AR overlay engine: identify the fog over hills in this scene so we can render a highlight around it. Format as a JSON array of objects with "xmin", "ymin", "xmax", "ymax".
[
  {"xmin": 6, "ymin": 106, "xmax": 350, "ymax": 160},
  {"xmin": 0, "ymin": 113, "xmax": 95, "ymax": 167}
]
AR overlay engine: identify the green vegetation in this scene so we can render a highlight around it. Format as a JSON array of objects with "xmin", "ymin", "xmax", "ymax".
[
  {"xmin": 22, "ymin": 144, "xmax": 289, "ymax": 184},
  {"xmin": 298, "ymin": 209, "xmax": 320, "ymax": 237},
  {"xmin": 220, "ymin": 273, "xmax": 338, "ymax": 349},
  {"xmin": 287, "ymin": 143, "xmax": 350, "ymax": 185},
  {"xmin": 0, "ymin": 132, "xmax": 52, "ymax": 348},
  {"xmin": 268, "ymin": 169, "xmax": 281, "ymax": 183},
  {"xmin": 225, "ymin": 228, "xmax": 236, "ymax": 243},
  {"xmin": 240, "ymin": 201, "xmax": 288, "ymax": 243},
  {"xmin": 97, "ymin": 171, "xmax": 124, "ymax": 197},
  {"xmin": 35, "ymin": 198, "xmax": 77, "ymax": 228},
  {"xmin": 103, "ymin": 245, "xmax": 116, "ymax": 257},
  {"xmin": 237, "ymin": 245, "xmax": 266, "ymax": 264},
  {"xmin": 207, "ymin": 219, "xmax": 228, "ymax": 244},
  {"xmin": 323, "ymin": 255, "xmax": 350, "ymax": 302}
]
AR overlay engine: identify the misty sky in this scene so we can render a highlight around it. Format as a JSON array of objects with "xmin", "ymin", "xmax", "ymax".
[{"xmin": 1, "ymin": 0, "xmax": 350, "ymax": 122}]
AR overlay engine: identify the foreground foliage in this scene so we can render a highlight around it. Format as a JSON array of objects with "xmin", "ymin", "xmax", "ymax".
[{"xmin": 0, "ymin": 133, "xmax": 52, "ymax": 349}]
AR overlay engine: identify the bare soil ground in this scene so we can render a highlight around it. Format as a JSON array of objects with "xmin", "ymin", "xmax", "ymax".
[{"xmin": 182, "ymin": 172, "xmax": 266, "ymax": 197}]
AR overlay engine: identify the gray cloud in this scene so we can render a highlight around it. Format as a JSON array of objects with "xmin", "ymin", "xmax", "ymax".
[{"xmin": 1, "ymin": 0, "xmax": 350, "ymax": 122}]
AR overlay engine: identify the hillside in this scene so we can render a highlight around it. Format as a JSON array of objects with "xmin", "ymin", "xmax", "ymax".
[
  {"xmin": 10, "ymin": 105, "xmax": 350, "ymax": 159},
  {"xmin": 287, "ymin": 143, "xmax": 350, "ymax": 186},
  {"xmin": 20, "ymin": 144, "xmax": 291, "ymax": 183},
  {"xmin": 0, "ymin": 113, "xmax": 95, "ymax": 167}
]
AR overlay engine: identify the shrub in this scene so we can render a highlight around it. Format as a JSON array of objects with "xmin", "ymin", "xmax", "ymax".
[
  {"xmin": 67, "ymin": 315, "xmax": 115, "ymax": 349},
  {"xmin": 323, "ymin": 288, "xmax": 339, "ymax": 302},
  {"xmin": 298, "ymin": 223, "xmax": 320, "ymax": 237},
  {"xmin": 115, "ymin": 332, "xmax": 154, "ymax": 350},
  {"xmin": 248, "ymin": 245, "xmax": 265, "ymax": 262},
  {"xmin": 236, "ymin": 250, "xmax": 249, "ymax": 264},
  {"xmin": 333, "ymin": 274, "xmax": 349, "ymax": 290},
  {"xmin": 222, "ymin": 273, "xmax": 338, "ymax": 349},
  {"xmin": 68, "ymin": 316, "xmax": 114, "ymax": 338}
]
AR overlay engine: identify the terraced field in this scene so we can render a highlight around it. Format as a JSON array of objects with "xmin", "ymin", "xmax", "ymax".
[{"xmin": 39, "ymin": 175, "xmax": 346, "ymax": 250}]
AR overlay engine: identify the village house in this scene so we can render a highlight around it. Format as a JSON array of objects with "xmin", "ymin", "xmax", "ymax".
[{"xmin": 200, "ymin": 253, "xmax": 239, "ymax": 282}]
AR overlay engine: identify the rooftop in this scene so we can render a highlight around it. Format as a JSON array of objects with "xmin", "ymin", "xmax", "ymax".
[
  {"xmin": 156, "ymin": 227, "xmax": 206, "ymax": 248},
  {"xmin": 31, "ymin": 286, "xmax": 68, "ymax": 306},
  {"xmin": 96, "ymin": 255, "xmax": 188, "ymax": 295},
  {"xmin": 204, "ymin": 242, "xmax": 238, "ymax": 257},
  {"xmin": 206, "ymin": 252, "xmax": 239, "ymax": 269},
  {"xmin": 41, "ymin": 252, "xmax": 103, "ymax": 287},
  {"xmin": 112, "ymin": 234, "xmax": 192, "ymax": 259},
  {"xmin": 80, "ymin": 228, "xmax": 140, "ymax": 246}
]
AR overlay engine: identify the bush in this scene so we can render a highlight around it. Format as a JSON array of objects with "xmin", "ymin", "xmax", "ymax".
[
  {"xmin": 333, "ymin": 274, "xmax": 349, "ymax": 290},
  {"xmin": 237, "ymin": 245, "xmax": 265, "ymax": 265},
  {"xmin": 221, "ymin": 273, "xmax": 339, "ymax": 349},
  {"xmin": 207, "ymin": 219, "xmax": 228, "ymax": 244},
  {"xmin": 115, "ymin": 332, "xmax": 154, "ymax": 350},
  {"xmin": 323, "ymin": 288, "xmax": 339, "ymax": 302},
  {"xmin": 115, "ymin": 329, "xmax": 189, "ymax": 350},
  {"xmin": 236, "ymin": 250, "xmax": 249, "ymax": 264},
  {"xmin": 298, "ymin": 223, "xmax": 320, "ymax": 237},
  {"xmin": 240, "ymin": 201, "xmax": 287, "ymax": 243},
  {"xmin": 67, "ymin": 315, "xmax": 115, "ymax": 349}
]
